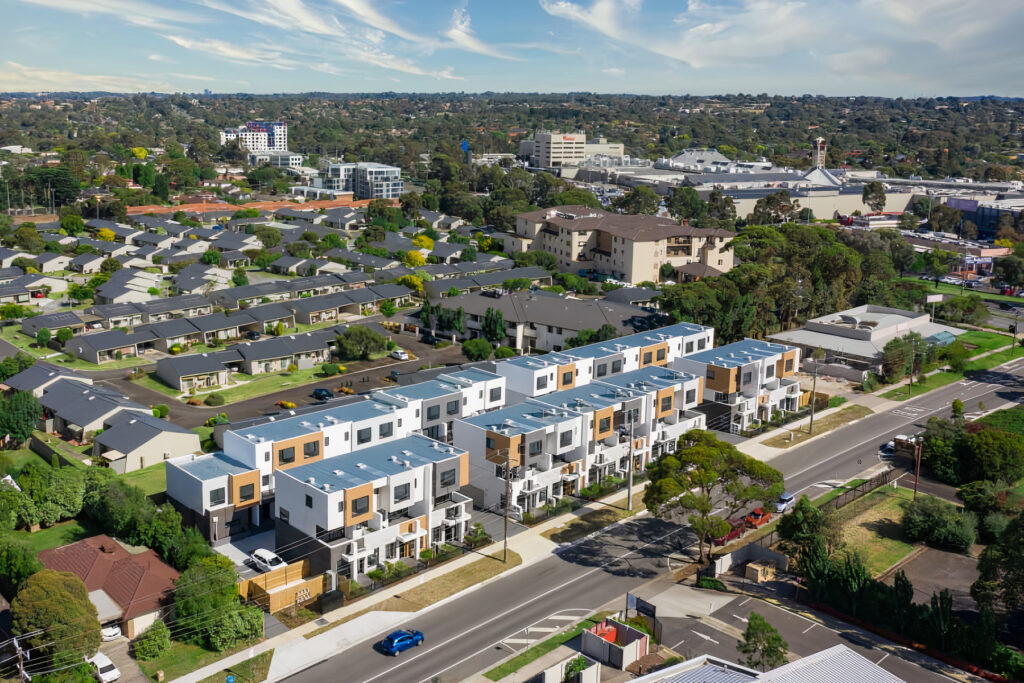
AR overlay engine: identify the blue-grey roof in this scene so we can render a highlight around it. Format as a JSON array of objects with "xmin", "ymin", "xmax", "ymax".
[
  {"xmin": 377, "ymin": 379, "xmax": 462, "ymax": 403},
  {"xmin": 441, "ymin": 367, "xmax": 502, "ymax": 384},
  {"xmin": 598, "ymin": 365, "xmax": 697, "ymax": 391},
  {"xmin": 233, "ymin": 396, "xmax": 401, "ymax": 443},
  {"xmin": 277, "ymin": 434, "xmax": 461, "ymax": 490},
  {"xmin": 684, "ymin": 338, "xmax": 793, "ymax": 368},
  {"xmin": 501, "ymin": 352, "xmax": 576, "ymax": 370},
  {"xmin": 177, "ymin": 453, "xmax": 253, "ymax": 480},
  {"xmin": 534, "ymin": 382, "xmax": 636, "ymax": 412},
  {"xmin": 462, "ymin": 402, "xmax": 576, "ymax": 436}
]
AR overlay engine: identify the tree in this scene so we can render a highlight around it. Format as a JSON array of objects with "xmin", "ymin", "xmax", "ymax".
[
  {"xmin": 405, "ymin": 251, "xmax": 426, "ymax": 268},
  {"xmin": 460, "ymin": 246, "xmax": 477, "ymax": 262},
  {"xmin": 462, "ymin": 338, "xmax": 492, "ymax": 362},
  {"xmin": 100, "ymin": 257, "xmax": 122, "ymax": 274},
  {"xmin": 202, "ymin": 249, "xmax": 221, "ymax": 265},
  {"xmin": 644, "ymin": 430, "xmax": 784, "ymax": 561},
  {"xmin": 232, "ymin": 267, "xmax": 249, "ymax": 287},
  {"xmin": 481, "ymin": 307, "xmax": 505, "ymax": 345},
  {"xmin": 173, "ymin": 554, "xmax": 242, "ymax": 648},
  {"xmin": 55, "ymin": 327, "xmax": 74, "ymax": 345},
  {"xmin": 411, "ymin": 234, "xmax": 434, "ymax": 250},
  {"xmin": 862, "ymin": 181, "xmax": 887, "ymax": 213},
  {"xmin": 0, "ymin": 391, "xmax": 41, "ymax": 446},
  {"xmin": 960, "ymin": 429, "xmax": 1024, "ymax": 484},
  {"xmin": 336, "ymin": 326, "xmax": 388, "ymax": 360},
  {"xmin": 379, "ymin": 299, "xmax": 397, "ymax": 318},
  {"xmin": 667, "ymin": 186, "xmax": 708, "ymax": 223},
  {"xmin": 973, "ymin": 512, "xmax": 1024, "ymax": 614},
  {"xmin": 777, "ymin": 495, "xmax": 843, "ymax": 561},
  {"xmin": 749, "ymin": 191, "xmax": 800, "ymax": 224},
  {"xmin": 254, "ymin": 225, "xmax": 282, "ymax": 249},
  {"xmin": 897, "ymin": 212, "xmax": 920, "ymax": 231},
  {"xmin": 0, "ymin": 537, "xmax": 42, "ymax": 596},
  {"xmin": 133, "ymin": 621, "xmax": 171, "ymax": 661},
  {"xmin": 96, "ymin": 228, "xmax": 115, "ymax": 242},
  {"xmin": 152, "ymin": 173, "xmax": 170, "ymax": 201},
  {"xmin": 400, "ymin": 191, "xmax": 422, "ymax": 217},
  {"xmin": 12, "ymin": 570, "xmax": 100, "ymax": 666},
  {"xmin": 60, "ymin": 214, "xmax": 85, "ymax": 236},
  {"xmin": 737, "ymin": 612, "xmax": 789, "ymax": 672},
  {"xmin": 707, "ymin": 188, "xmax": 737, "ymax": 221},
  {"xmin": 550, "ymin": 188, "xmax": 601, "ymax": 208},
  {"xmin": 613, "ymin": 186, "xmax": 660, "ymax": 215},
  {"xmin": 994, "ymin": 255, "xmax": 1024, "ymax": 290},
  {"xmin": 14, "ymin": 226, "xmax": 43, "ymax": 253},
  {"xmin": 928, "ymin": 205, "xmax": 962, "ymax": 234},
  {"xmin": 36, "ymin": 328, "xmax": 51, "ymax": 348}
]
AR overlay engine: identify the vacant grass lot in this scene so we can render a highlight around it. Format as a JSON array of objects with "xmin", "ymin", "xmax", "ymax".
[
  {"xmin": 958, "ymin": 330, "xmax": 1013, "ymax": 352},
  {"xmin": 196, "ymin": 650, "xmax": 273, "ymax": 683},
  {"xmin": 838, "ymin": 486, "xmax": 916, "ymax": 576},
  {"xmin": 761, "ymin": 405, "xmax": 873, "ymax": 449},
  {"xmin": 483, "ymin": 612, "xmax": 612, "ymax": 681}
]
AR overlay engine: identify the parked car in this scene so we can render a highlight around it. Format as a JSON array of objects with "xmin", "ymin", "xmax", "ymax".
[
  {"xmin": 744, "ymin": 507, "xmax": 772, "ymax": 529},
  {"xmin": 100, "ymin": 625, "xmax": 122, "ymax": 642},
  {"xmin": 312, "ymin": 388, "xmax": 334, "ymax": 401},
  {"xmin": 250, "ymin": 549, "xmax": 285, "ymax": 573},
  {"xmin": 775, "ymin": 491, "xmax": 795, "ymax": 514},
  {"xmin": 380, "ymin": 629, "xmax": 424, "ymax": 656},
  {"xmin": 390, "ymin": 348, "xmax": 409, "ymax": 360},
  {"xmin": 712, "ymin": 518, "xmax": 745, "ymax": 546},
  {"xmin": 880, "ymin": 440, "xmax": 895, "ymax": 457},
  {"xmin": 87, "ymin": 652, "xmax": 121, "ymax": 683},
  {"xmin": 420, "ymin": 334, "xmax": 441, "ymax": 346},
  {"xmin": 245, "ymin": 331, "xmax": 261, "ymax": 340}
]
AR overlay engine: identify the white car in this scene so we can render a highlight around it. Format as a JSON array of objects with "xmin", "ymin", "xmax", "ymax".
[
  {"xmin": 390, "ymin": 349, "xmax": 409, "ymax": 361},
  {"xmin": 775, "ymin": 491, "xmax": 795, "ymax": 514},
  {"xmin": 100, "ymin": 625, "xmax": 121, "ymax": 642},
  {"xmin": 87, "ymin": 652, "xmax": 120, "ymax": 683},
  {"xmin": 250, "ymin": 548, "xmax": 285, "ymax": 573}
]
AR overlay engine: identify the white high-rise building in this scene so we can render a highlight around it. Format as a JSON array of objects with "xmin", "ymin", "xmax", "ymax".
[{"xmin": 220, "ymin": 121, "xmax": 288, "ymax": 152}]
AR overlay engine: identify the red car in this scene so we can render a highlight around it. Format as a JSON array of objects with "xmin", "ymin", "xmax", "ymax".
[
  {"xmin": 744, "ymin": 507, "xmax": 772, "ymax": 529},
  {"xmin": 713, "ymin": 518, "xmax": 745, "ymax": 546}
]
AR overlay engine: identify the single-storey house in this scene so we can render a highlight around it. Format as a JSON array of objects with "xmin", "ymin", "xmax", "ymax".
[
  {"xmin": 93, "ymin": 411, "xmax": 202, "ymax": 473},
  {"xmin": 35, "ymin": 252, "xmax": 71, "ymax": 273},
  {"xmin": 70, "ymin": 253, "xmax": 104, "ymax": 274},
  {"xmin": 4, "ymin": 362, "xmax": 92, "ymax": 397},
  {"xmin": 156, "ymin": 352, "xmax": 233, "ymax": 392},
  {"xmin": 38, "ymin": 380, "xmax": 150, "ymax": 440}
]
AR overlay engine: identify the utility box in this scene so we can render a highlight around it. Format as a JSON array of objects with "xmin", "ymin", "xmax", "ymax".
[{"xmin": 745, "ymin": 561, "xmax": 776, "ymax": 583}]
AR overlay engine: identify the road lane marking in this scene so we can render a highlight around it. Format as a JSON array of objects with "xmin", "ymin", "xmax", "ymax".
[
  {"xmin": 732, "ymin": 614, "xmax": 748, "ymax": 623},
  {"xmin": 527, "ymin": 626, "xmax": 558, "ymax": 633},
  {"xmin": 670, "ymin": 638, "xmax": 686, "ymax": 651},
  {"xmin": 502, "ymin": 638, "xmax": 535, "ymax": 645},
  {"xmin": 877, "ymin": 653, "xmax": 890, "ymax": 665},
  {"xmin": 739, "ymin": 597, "xmax": 751, "ymax": 606},
  {"xmin": 690, "ymin": 629, "xmax": 719, "ymax": 645},
  {"xmin": 366, "ymin": 527, "xmax": 687, "ymax": 683},
  {"xmin": 803, "ymin": 623, "xmax": 817, "ymax": 634},
  {"xmin": 548, "ymin": 616, "xmax": 578, "ymax": 621}
]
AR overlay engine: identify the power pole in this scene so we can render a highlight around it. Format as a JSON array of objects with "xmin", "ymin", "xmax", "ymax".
[
  {"xmin": 14, "ymin": 636, "xmax": 27, "ymax": 682},
  {"xmin": 625, "ymin": 411, "xmax": 635, "ymax": 511},
  {"xmin": 913, "ymin": 438, "xmax": 923, "ymax": 500},
  {"xmin": 807, "ymin": 363, "xmax": 819, "ymax": 435},
  {"xmin": 503, "ymin": 448, "xmax": 511, "ymax": 563}
]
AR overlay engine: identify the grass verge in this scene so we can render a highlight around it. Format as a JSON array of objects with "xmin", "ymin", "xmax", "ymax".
[
  {"xmin": 541, "ymin": 489, "xmax": 645, "ymax": 544},
  {"xmin": 761, "ymin": 405, "xmax": 873, "ymax": 449},
  {"xmin": 897, "ymin": 277, "xmax": 1023, "ymax": 305},
  {"xmin": 483, "ymin": 612, "xmax": 612, "ymax": 681},
  {"xmin": 304, "ymin": 550, "xmax": 523, "ymax": 640},
  {"xmin": 132, "ymin": 371, "xmax": 184, "ymax": 398},
  {"xmin": 138, "ymin": 638, "xmax": 263, "ymax": 682},
  {"xmin": 958, "ymin": 330, "xmax": 1012, "ymax": 353},
  {"xmin": 881, "ymin": 372, "xmax": 961, "ymax": 400},
  {"xmin": 195, "ymin": 650, "xmax": 273, "ymax": 683}
]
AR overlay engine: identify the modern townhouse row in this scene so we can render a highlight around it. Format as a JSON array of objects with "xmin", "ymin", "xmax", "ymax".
[{"xmin": 162, "ymin": 322, "xmax": 810, "ymax": 584}]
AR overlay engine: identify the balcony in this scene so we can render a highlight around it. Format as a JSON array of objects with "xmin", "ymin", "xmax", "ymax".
[{"xmin": 433, "ymin": 491, "xmax": 472, "ymax": 513}]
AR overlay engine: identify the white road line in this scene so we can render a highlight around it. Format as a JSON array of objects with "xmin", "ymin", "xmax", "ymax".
[
  {"xmin": 876, "ymin": 653, "xmax": 890, "ymax": 665},
  {"xmin": 739, "ymin": 597, "xmax": 751, "ymax": 606},
  {"xmin": 670, "ymin": 638, "xmax": 686, "ymax": 651},
  {"xmin": 502, "ymin": 638, "xmax": 536, "ymax": 645},
  {"xmin": 690, "ymin": 629, "xmax": 720, "ymax": 645},
  {"xmin": 527, "ymin": 626, "xmax": 558, "ymax": 633},
  {"xmin": 379, "ymin": 528, "xmax": 686, "ymax": 683},
  {"xmin": 802, "ymin": 623, "xmax": 817, "ymax": 634},
  {"xmin": 548, "ymin": 615, "xmax": 579, "ymax": 621},
  {"xmin": 732, "ymin": 614, "xmax": 748, "ymax": 623}
]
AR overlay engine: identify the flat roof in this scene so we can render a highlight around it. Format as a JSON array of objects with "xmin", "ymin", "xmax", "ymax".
[
  {"xmin": 462, "ymin": 402, "xmax": 576, "ymax": 436},
  {"xmin": 377, "ymin": 379, "xmax": 463, "ymax": 402},
  {"xmin": 441, "ymin": 367, "xmax": 502, "ymax": 384},
  {"xmin": 278, "ymin": 434, "xmax": 461, "ymax": 490},
  {"xmin": 598, "ymin": 365, "xmax": 697, "ymax": 391},
  {"xmin": 684, "ymin": 338, "xmax": 793, "ymax": 368},
  {"xmin": 177, "ymin": 453, "xmax": 252, "ymax": 480},
  {"xmin": 234, "ymin": 397, "xmax": 399, "ymax": 443}
]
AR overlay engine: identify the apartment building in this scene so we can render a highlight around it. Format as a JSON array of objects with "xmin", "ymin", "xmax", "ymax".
[
  {"xmin": 220, "ymin": 121, "xmax": 287, "ymax": 152},
  {"xmin": 321, "ymin": 162, "xmax": 403, "ymax": 199},
  {"xmin": 508, "ymin": 206, "xmax": 734, "ymax": 284},
  {"xmin": 273, "ymin": 435, "xmax": 470, "ymax": 580},
  {"xmin": 453, "ymin": 364, "xmax": 704, "ymax": 518},
  {"xmin": 520, "ymin": 131, "xmax": 587, "ymax": 168},
  {"xmin": 672, "ymin": 339, "xmax": 806, "ymax": 434}
]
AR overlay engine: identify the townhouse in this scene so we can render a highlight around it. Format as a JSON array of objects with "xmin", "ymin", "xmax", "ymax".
[{"xmin": 672, "ymin": 338, "xmax": 806, "ymax": 433}]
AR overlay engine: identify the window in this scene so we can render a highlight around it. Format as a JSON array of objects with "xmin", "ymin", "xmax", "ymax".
[
  {"xmin": 698, "ymin": 338, "xmax": 707, "ymax": 350},
  {"xmin": 643, "ymin": 352, "xmax": 652, "ymax": 364},
  {"xmin": 486, "ymin": 437, "xmax": 496, "ymax": 449},
  {"xmin": 560, "ymin": 431, "xmax": 572, "ymax": 447},
  {"xmin": 426, "ymin": 405, "xmax": 440, "ymax": 420},
  {"xmin": 685, "ymin": 341, "xmax": 694, "ymax": 353},
  {"xmin": 264, "ymin": 451, "xmax": 270, "ymax": 462},
  {"xmin": 495, "ymin": 463, "xmax": 505, "ymax": 478},
  {"xmin": 379, "ymin": 422, "xmax": 393, "ymax": 438},
  {"xmin": 489, "ymin": 387, "xmax": 502, "ymax": 402},
  {"xmin": 446, "ymin": 400, "xmax": 459, "ymax": 415},
  {"xmin": 685, "ymin": 389, "xmax": 696, "ymax": 403},
  {"xmin": 440, "ymin": 469, "xmax": 457, "ymax": 487},
  {"xmin": 785, "ymin": 359, "xmax": 794, "ymax": 372},
  {"xmin": 351, "ymin": 496, "xmax": 369, "ymax": 515},
  {"xmin": 598, "ymin": 417, "xmax": 611, "ymax": 433},
  {"xmin": 743, "ymin": 372, "xmax": 752, "ymax": 385},
  {"xmin": 262, "ymin": 474, "xmax": 270, "ymax": 487},
  {"xmin": 766, "ymin": 365, "xmax": 775, "ymax": 378},
  {"xmin": 338, "ymin": 501, "xmax": 344, "ymax": 513},
  {"xmin": 324, "ymin": 436, "xmax": 330, "ymax": 447},
  {"xmin": 394, "ymin": 483, "xmax": 410, "ymax": 502},
  {"xmin": 356, "ymin": 427, "xmax": 371, "ymax": 444},
  {"xmin": 611, "ymin": 360, "xmax": 622, "ymax": 374},
  {"xmin": 304, "ymin": 441, "xmax": 319, "ymax": 458},
  {"xmin": 660, "ymin": 396, "xmax": 672, "ymax": 412},
  {"xmin": 305, "ymin": 494, "xmax": 313, "ymax": 508},
  {"xmin": 278, "ymin": 447, "xmax": 295, "ymax": 464},
  {"xmin": 562, "ymin": 371, "xmax": 573, "ymax": 385},
  {"xmin": 209, "ymin": 487, "xmax": 225, "ymax": 507},
  {"xmin": 536, "ymin": 375, "xmax": 548, "ymax": 390},
  {"xmin": 529, "ymin": 440, "xmax": 542, "ymax": 455},
  {"xmin": 706, "ymin": 368, "xmax": 716, "ymax": 380},
  {"xmin": 657, "ymin": 348, "xmax": 666, "ymax": 361},
  {"xmin": 279, "ymin": 508, "xmax": 289, "ymax": 523},
  {"xmin": 596, "ymin": 364, "xmax": 607, "ymax": 377}
]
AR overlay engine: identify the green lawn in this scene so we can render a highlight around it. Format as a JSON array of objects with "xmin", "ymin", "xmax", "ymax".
[
  {"xmin": 979, "ymin": 404, "xmax": 1024, "ymax": 436},
  {"xmin": 138, "ymin": 638, "xmax": 263, "ymax": 682},
  {"xmin": 813, "ymin": 478, "xmax": 868, "ymax": 507},
  {"xmin": 881, "ymin": 371, "xmax": 961, "ymax": 400},
  {"xmin": 898, "ymin": 277, "xmax": 1023, "ymax": 305},
  {"xmin": 958, "ymin": 330, "xmax": 1013, "ymax": 353},
  {"xmin": 483, "ymin": 613, "xmax": 611, "ymax": 681},
  {"xmin": 196, "ymin": 650, "xmax": 273, "ymax": 683},
  {"xmin": 121, "ymin": 462, "xmax": 166, "ymax": 497},
  {"xmin": 0, "ymin": 448, "xmax": 49, "ymax": 478},
  {"xmin": 965, "ymin": 348, "xmax": 1017, "ymax": 372},
  {"xmin": 6, "ymin": 517, "xmax": 100, "ymax": 553},
  {"xmin": 133, "ymin": 371, "xmax": 185, "ymax": 398},
  {"xmin": 0, "ymin": 326, "xmax": 152, "ymax": 370},
  {"xmin": 835, "ymin": 486, "xmax": 917, "ymax": 576},
  {"xmin": 211, "ymin": 367, "xmax": 330, "ymax": 404}
]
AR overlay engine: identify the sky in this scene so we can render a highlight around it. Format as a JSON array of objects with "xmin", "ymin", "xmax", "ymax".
[{"xmin": 2, "ymin": 0, "xmax": 1023, "ymax": 97}]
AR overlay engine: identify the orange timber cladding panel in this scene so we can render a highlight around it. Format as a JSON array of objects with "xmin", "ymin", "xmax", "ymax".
[
  {"xmin": 274, "ymin": 432, "xmax": 325, "ymax": 471},
  {"xmin": 639, "ymin": 342, "xmax": 668, "ymax": 368},
  {"xmin": 459, "ymin": 450, "xmax": 469, "ymax": 487},
  {"xmin": 228, "ymin": 469, "xmax": 261, "ymax": 509},
  {"xmin": 706, "ymin": 364, "xmax": 738, "ymax": 394},
  {"xmin": 486, "ymin": 432, "xmax": 522, "ymax": 468},
  {"xmin": 655, "ymin": 388, "xmax": 674, "ymax": 419},
  {"xmin": 776, "ymin": 349, "xmax": 798, "ymax": 378},
  {"xmin": 343, "ymin": 482, "xmax": 374, "ymax": 527},
  {"xmin": 558, "ymin": 363, "xmax": 576, "ymax": 389},
  {"xmin": 592, "ymin": 407, "xmax": 614, "ymax": 442}
]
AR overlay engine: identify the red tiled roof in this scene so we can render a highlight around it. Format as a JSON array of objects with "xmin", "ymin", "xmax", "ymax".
[{"xmin": 38, "ymin": 535, "xmax": 179, "ymax": 620}]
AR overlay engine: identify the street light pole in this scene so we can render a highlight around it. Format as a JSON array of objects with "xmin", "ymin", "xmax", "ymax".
[
  {"xmin": 625, "ymin": 410, "xmax": 635, "ymax": 511},
  {"xmin": 502, "ymin": 448, "xmax": 512, "ymax": 563}
]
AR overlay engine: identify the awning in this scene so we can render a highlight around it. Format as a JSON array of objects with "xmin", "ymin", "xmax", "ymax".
[{"xmin": 561, "ymin": 473, "xmax": 580, "ymax": 482}]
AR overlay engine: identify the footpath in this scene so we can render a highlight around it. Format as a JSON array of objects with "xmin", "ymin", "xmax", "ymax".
[{"xmin": 174, "ymin": 484, "xmax": 648, "ymax": 683}]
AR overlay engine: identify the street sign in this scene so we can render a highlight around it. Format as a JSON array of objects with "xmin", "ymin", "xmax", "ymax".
[
  {"xmin": 636, "ymin": 597, "xmax": 657, "ymax": 618},
  {"xmin": 926, "ymin": 294, "xmax": 943, "ymax": 303}
]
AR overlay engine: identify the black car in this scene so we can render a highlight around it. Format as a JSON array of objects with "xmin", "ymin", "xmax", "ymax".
[
  {"xmin": 312, "ymin": 388, "xmax": 333, "ymax": 401},
  {"xmin": 245, "ymin": 331, "xmax": 261, "ymax": 340}
]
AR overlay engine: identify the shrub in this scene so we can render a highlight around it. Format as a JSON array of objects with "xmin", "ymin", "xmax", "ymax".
[
  {"xmin": 114, "ymin": 351, "xmax": 123, "ymax": 360},
  {"xmin": 902, "ymin": 496, "xmax": 976, "ymax": 553},
  {"xmin": 321, "ymin": 362, "xmax": 340, "ymax": 376},
  {"xmin": 286, "ymin": 363, "xmax": 298, "ymax": 373},
  {"xmin": 206, "ymin": 606, "xmax": 263, "ymax": 652},
  {"xmin": 462, "ymin": 338, "xmax": 492, "ymax": 362},
  {"xmin": 366, "ymin": 568, "xmax": 386, "ymax": 582},
  {"xmin": 697, "ymin": 576, "xmax": 727, "ymax": 591},
  {"xmin": 494, "ymin": 346, "xmax": 516, "ymax": 359},
  {"xmin": 419, "ymin": 549, "xmax": 434, "ymax": 562},
  {"xmin": 187, "ymin": 398, "xmax": 204, "ymax": 406},
  {"xmin": 204, "ymin": 393, "xmax": 225, "ymax": 407},
  {"xmin": 152, "ymin": 404, "xmax": 170, "ymax": 419},
  {"xmin": 169, "ymin": 344, "xmax": 182, "ymax": 355},
  {"xmin": 981, "ymin": 512, "xmax": 1010, "ymax": 543},
  {"xmin": 861, "ymin": 373, "xmax": 879, "ymax": 392},
  {"xmin": 133, "ymin": 621, "xmax": 171, "ymax": 660}
]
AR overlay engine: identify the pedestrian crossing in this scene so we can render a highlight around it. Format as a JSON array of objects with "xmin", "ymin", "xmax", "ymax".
[
  {"xmin": 496, "ymin": 608, "xmax": 592, "ymax": 653},
  {"xmin": 891, "ymin": 405, "xmax": 926, "ymax": 418}
]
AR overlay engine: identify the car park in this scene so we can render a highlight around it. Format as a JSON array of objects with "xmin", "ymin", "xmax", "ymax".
[
  {"xmin": 712, "ymin": 518, "xmax": 745, "ymax": 546},
  {"xmin": 380, "ymin": 629, "xmax": 423, "ymax": 656},
  {"xmin": 744, "ymin": 507, "xmax": 772, "ymax": 528},
  {"xmin": 87, "ymin": 652, "xmax": 121, "ymax": 683},
  {"xmin": 775, "ymin": 491, "xmax": 795, "ymax": 514},
  {"xmin": 390, "ymin": 348, "xmax": 409, "ymax": 360},
  {"xmin": 250, "ymin": 548, "xmax": 285, "ymax": 572},
  {"xmin": 312, "ymin": 388, "xmax": 334, "ymax": 401}
]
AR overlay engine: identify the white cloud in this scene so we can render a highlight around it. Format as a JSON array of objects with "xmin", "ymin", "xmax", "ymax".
[
  {"xmin": 168, "ymin": 72, "xmax": 218, "ymax": 82},
  {"xmin": 602, "ymin": 67, "xmax": 624, "ymax": 76},
  {"xmin": 198, "ymin": 0, "xmax": 347, "ymax": 37},
  {"xmin": 148, "ymin": 53, "xmax": 168, "ymax": 62},
  {"xmin": 443, "ymin": 8, "xmax": 520, "ymax": 60},
  {"xmin": 21, "ymin": 0, "xmax": 192, "ymax": 29},
  {"xmin": 330, "ymin": 0, "xmax": 426, "ymax": 43},
  {"xmin": 166, "ymin": 35, "xmax": 296, "ymax": 68},
  {"xmin": 0, "ymin": 61, "xmax": 177, "ymax": 92}
]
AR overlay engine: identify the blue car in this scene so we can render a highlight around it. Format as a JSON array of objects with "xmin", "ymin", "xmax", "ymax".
[
  {"xmin": 312, "ymin": 388, "xmax": 333, "ymax": 401},
  {"xmin": 380, "ymin": 629, "xmax": 423, "ymax": 656}
]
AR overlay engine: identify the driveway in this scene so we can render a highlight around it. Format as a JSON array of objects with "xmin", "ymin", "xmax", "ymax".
[
  {"xmin": 214, "ymin": 529, "xmax": 276, "ymax": 579},
  {"xmin": 99, "ymin": 636, "xmax": 146, "ymax": 683},
  {"xmin": 883, "ymin": 547, "xmax": 980, "ymax": 619}
]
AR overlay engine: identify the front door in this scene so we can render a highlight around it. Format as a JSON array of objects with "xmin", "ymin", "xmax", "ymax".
[{"xmin": 400, "ymin": 541, "xmax": 414, "ymax": 558}]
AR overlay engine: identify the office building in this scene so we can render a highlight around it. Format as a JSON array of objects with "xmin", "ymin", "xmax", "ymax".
[{"xmin": 220, "ymin": 121, "xmax": 288, "ymax": 152}]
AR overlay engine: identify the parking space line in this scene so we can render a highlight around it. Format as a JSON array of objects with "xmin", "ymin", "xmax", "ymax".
[
  {"xmin": 690, "ymin": 629, "xmax": 719, "ymax": 645},
  {"xmin": 670, "ymin": 638, "xmax": 686, "ymax": 651},
  {"xmin": 876, "ymin": 653, "xmax": 890, "ymax": 665},
  {"xmin": 739, "ymin": 597, "xmax": 751, "ymax": 606},
  {"xmin": 802, "ymin": 623, "xmax": 817, "ymax": 634}
]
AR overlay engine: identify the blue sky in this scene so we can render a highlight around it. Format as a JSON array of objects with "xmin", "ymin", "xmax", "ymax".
[{"xmin": 3, "ymin": 0, "xmax": 1022, "ymax": 96}]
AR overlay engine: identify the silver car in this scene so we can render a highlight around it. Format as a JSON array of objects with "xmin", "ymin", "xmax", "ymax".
[{"xmin": 775, "ymin": 491, "xmax": 795, "ymax": 514}]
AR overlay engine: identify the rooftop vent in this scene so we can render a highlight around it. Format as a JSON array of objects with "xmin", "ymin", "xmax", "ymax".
[
  {"xmin": 403, "ymin": 460, "xmax": 411, "ymax": 468},
  {"xmin": 332, "ymin": 469, "xmax": 344, "ymax": 476},
  {"xmin": 307, "ymin": 476, "xmax": 316, "ymax": 484},
  {"xmin": 356, "ymin": 463, "xmax": 366, "ymax": 469},
  {"xmin": 322, "ymin": 483, "xmax": 331, "ymax": 491}
]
